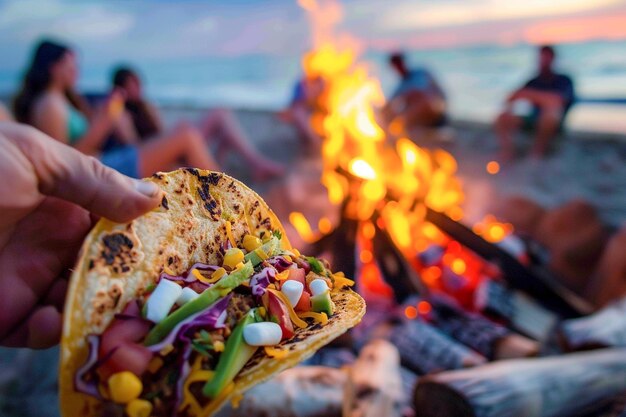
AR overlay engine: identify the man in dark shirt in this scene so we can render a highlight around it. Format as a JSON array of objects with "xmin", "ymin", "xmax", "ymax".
[{"xmin": 495, "ymin": 45, "xmax": 575, "ymax": 160}]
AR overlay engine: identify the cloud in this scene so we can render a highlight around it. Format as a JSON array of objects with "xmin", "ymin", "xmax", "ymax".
[
  {"xmin": 0, "ymin": 0, "xmax": 134, "ymax": 42},
  {"xmin": 377, "ymin": 0, "xmax": 626, "ymax": 32}
]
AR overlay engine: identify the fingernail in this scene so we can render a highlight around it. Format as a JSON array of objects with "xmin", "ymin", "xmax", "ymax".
[{"xmin": 135, "ymin": 180, "xmax": 160, "ymax": 197}]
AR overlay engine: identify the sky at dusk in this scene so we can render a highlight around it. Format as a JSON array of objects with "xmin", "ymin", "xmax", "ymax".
[{"xmin": 1, "ymin": 0, "xmax": 626, "ymax": 72}]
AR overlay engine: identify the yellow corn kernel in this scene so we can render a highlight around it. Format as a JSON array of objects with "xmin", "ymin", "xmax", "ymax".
[
  {"xmin": 108, "ymin": 372, "xmax": 143, "ymax": 404},
  {"xmin": 223, "ymin": 248, "xmax": 244, "ymax": 269},
  {"xmin": 243, "ymin": 234, "xmax": 263, "ymax": 252},
  {"xmin": 211, "ymin": 267, "xmax": 227, "ymax": 280},
  {"xmin": 214, "ymin": 341, "xmax": 225, "ymax": 352},
  {"xmin": 125, "ymin": 399, "xmax": 152, "ymax": 417}
]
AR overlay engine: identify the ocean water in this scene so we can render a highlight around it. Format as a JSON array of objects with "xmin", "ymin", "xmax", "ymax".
[{"xmin": 2, "ymin": 40, "xmax": 626, "ymax": 133}]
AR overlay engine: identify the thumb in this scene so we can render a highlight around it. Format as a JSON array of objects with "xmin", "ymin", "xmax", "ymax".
[{"xmin": 14, "ymin": 125, "xmax": 162, "ymax": 222}]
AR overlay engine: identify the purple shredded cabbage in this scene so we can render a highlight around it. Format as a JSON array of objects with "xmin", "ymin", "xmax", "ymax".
[
  {"xmin": 161, "ymin": 263, "xmax": 220, "ymax": 285},
  {"xmin": 267, "ymin": 256, "xmax": 294, "ymax": 272},
  {"xmin": 74, "ymin": 335, "xmax": 102, "ymax": 399},
  {"xmin": 146, "ymin": 294, "xmax": 231, "ymax": 353},
  {"xmin": 250, "ymin": 267, "xmax": 277, "ymax": 297}
]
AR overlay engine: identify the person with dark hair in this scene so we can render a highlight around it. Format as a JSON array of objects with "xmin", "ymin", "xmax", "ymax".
[
  {"xmin": 14, "ymin": 40, "xmax": 221, "ymax": 178},
  {"xmin": 495, "ymin": 45, "xmax": 575, "ymax": 161},
  {"xmin": 279, "ymin": 74, "xmax": 325, "ymax": 147},
  {"xmin": 384, "ymin": 52, "xmax": 447, "ymax": 130},
  {"xmin": 111, "ymin": 66, "xmax": 284, "ymax": 178}
]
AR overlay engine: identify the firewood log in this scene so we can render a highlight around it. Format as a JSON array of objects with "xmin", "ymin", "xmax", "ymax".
[
  {"xmin": 216, "ymin": 366, "xmax": 345, "ymax": 417},
  {"xmin": 414, "ymin": 348, "xmax": 626, "ymax": 417},
  {"xmin": 428, "ymin": 297, "xmax": 538, "ymax": 360},
  {"xmin": 389, "ymin": 319, "xmax": 487, "ymax": 374},
  {"xmin": 343, "ymin": 339, "xmax": 404, "ymax": 417},
  {"xmin": 560, "ymin": 296, "xmax": 626, "ymax": 350}
]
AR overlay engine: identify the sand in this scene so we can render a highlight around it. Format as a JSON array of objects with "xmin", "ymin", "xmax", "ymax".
[{"xmin": 0, "ymin": 106, "xmax": 625, "ymax": 417}]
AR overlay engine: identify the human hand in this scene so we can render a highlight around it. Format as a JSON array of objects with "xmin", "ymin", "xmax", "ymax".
[{"xmin": 0, "ymin": 123, "xmax": 162, "ymax": 349}]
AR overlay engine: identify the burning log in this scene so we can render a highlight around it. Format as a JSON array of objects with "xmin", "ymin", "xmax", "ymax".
[
  {"xmin": 424, "ymin": 208, "xmax": 592, "ymax": 318},
  {"xmin": 389, "ymin": 319, "xmax": 487, "ymax": 374},
  {"xmin": 413, "ymin": 348, "xmax": 626, "ymax": 417},
  {"xmin": 343, "ymin": 339, "xmax": 404, "ymax": 417},
  {"xmin": 474, "ymin": 279, "xmax": 515, "ymax": 321},
  {"xmin": 427, "ymin": 297, "xmax": 538, "ymax": 360},
  {"xmin": 560, "ymin": 296, "xmax": 626, "ymax": 350}
]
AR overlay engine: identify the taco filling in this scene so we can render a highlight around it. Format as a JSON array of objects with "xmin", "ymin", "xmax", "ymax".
[{"xmin": 74, "ymin": 230, "xmax": 354, "ymax": 417}]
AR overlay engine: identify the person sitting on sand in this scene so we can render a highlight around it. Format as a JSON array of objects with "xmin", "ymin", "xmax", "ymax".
[
  {"xmin": 111, "ymin": 66, "xmax": 284, "ymax": 179},
  {"xmin": 14, "ymin": 40, "xmax": 222, "ymax": 179},
  {"xmin": 279, "ymin": 74, "xmax": 326, "ymax": 147},
  {"xmin": 383, "ymin": 52, "xmax": 447, "ymax": 131},
  {"xmin": 495, "ymin": 45, "xmax": 575, "ymax": 161}
]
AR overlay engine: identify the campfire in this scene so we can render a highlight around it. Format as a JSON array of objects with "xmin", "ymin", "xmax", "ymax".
[{"xmin": 289, "ymin": 0, "xmax": 586, "ymax": 317}]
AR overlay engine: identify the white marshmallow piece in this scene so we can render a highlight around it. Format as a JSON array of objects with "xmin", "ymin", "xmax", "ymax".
[
  {"xmin": 176, "ymin": 287, "xmax": 199, "ymax": 306},
  {"xmin": 281, "ymin": 280, "xmax": 304, "ymax": 307},
  {"xmin": 243, "ymin": 322, "xmax": 283, "ymax": 346},
  {"xmin": 309, "ymin": 279, "xmax": 329, "ymax": 296},
  {"xmin": 146, "ymin": 279, "xmax": 183, "ymax": 323}
]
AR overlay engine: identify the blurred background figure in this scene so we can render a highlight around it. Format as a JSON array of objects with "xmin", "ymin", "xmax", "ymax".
[
  {"xmin": 0, "ymin": 102, "xmax": 11, "ymax": 121},
  {"xmin": 13, "ymin": 40, "xmax": 219, "ymax": 178},
  {"xmin": 383, "ymin": 52, "xmax": 447, "ymax": 131},
  {"xmin": 494, "ymin": 45, "xmax": 575, "ymax": 161},
  {"xmin": 279, "ymin": 74, "xmax": 326, "ymax": 148},
  {"xmin": 112, "ymin": 67, "xmax": 284, "ymax": 179}
]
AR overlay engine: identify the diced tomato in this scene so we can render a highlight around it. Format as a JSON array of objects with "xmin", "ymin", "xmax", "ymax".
[
  {"xmin": 99, "ymin": 317, "xmax": 151, "ymax": 358},
  {"xmin": 295, "ymin": 291, "xmax": 311, "ymax": 312},
  {"xmin": 98, "ymin": 343, "xmax": 153, "ymax": 380},
  {"xmin": 266, "ymin": 291, "xmax": 294, "ymax": 340},
  {"xmin": 287, "ymin": 268, "xmax": 306, "ymax": 286}
]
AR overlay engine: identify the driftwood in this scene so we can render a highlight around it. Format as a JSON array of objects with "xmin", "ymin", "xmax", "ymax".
[
  {"xmin": 560, "ymin": 296, "xmax": 626, "ymax": 350},
  {"xmin": 343, "ymin": 339, "xmax": 404, "ymax": 417},
  {"xmin": 428, "ymin": 297, "xmax": 538, "ymax": 360},
  {"xmin": 216, "ymin": 366, "xmax": 345, "ymax": 417},
  {"xmin": 414, "ymin": 348, "xmax": 626, "ymax": 417},
  {"xmin": 390, "ymin": 319, "xmax": 486, "ymax": 374}
]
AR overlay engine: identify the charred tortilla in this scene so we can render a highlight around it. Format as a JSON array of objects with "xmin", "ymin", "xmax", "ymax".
[{"xmin": 59, "ymin": 169, "xmax": 365, "ymax": 417}]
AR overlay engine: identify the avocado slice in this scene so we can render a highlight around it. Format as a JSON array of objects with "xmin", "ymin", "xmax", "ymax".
[
  {"xmin": 203, "ymin": 309, "xmax": 258, "ymax": 398},
  {"xmin": 144, "ymin": 262, "xmax": 254, "ymax": 346},
  {"xmin": 244, "ymin": 236, "xmax": 280, "ymax": 266},
  {"xmin": 311, "ymin": 291, "xmax": 335, "ymax": 316}
]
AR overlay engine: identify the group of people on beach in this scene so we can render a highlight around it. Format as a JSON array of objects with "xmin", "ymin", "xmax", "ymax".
[
  {"xmin": 0, "ymin": 40, "xmax": 574, "ymax": 183},
  {"xmin": 285, "ymin": 44, "xmax": 574, "ymax": 162},
  {"xmin": 1, "ymin": 40, "xmax": 286, "ymax": 180}
]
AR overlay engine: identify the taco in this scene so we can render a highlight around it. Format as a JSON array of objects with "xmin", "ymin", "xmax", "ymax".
[{"xmin": 59, "ymin": 169, "xmax": 365, "ymax": 417}]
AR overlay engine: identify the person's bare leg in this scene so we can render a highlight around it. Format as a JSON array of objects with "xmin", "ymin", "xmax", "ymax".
[
  {"xmin": 138, "ymin": 122, "xmax": 219, "ymax": 177},
  {"xmin": 530, "ymin": 107, "xmax": 561, "ymax": 158},
  {"xmin": 494, "ymin": 111, "xmax": 521, "ymax": 163},
  {"xmin": 199, "ymin": 109, "xmax": 284, "ymax": 179},
  {"xmin": 287, "ymin": 104, "xmax": 321, "ymax": 148}
]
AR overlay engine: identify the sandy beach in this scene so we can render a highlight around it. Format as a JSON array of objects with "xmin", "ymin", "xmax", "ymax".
[{"xmin": 0, "ymin": 105, "xmax": 625, "ymax": 417}]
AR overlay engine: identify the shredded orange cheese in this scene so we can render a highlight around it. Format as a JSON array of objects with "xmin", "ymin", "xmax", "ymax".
[
  {"xmin": 180, "ymin": 357, "xmax": 214, "ymax": 414},
  {"xmin": 225, "ymin": 221, "xmax": 237, "ymax": 248},
  {"xmin": 267, "ymin": 289, "xmax": 308, "ymax": 329},
  {"xmin": 211, "ymin": 267, "xmax": 227, "ymax": 281},
  {"xmin": 297, "ymin": 311, "xmax": 329, "ymax": 325},
  {"xmin": 254, "ymin": 247, "xmax": 269, "ymax": 261},
  {"xmin": 147, "ymin": 357, "xmax": 164, "ymax": 374},
  {"xmin": 230, "ymin": 391, "xmax": 244, "ymax": 409},
  {"xmin": 159, "ymin": 344, "xmax": 174, "ymax": 356},
  {"xmin": 202, "ymin": 382, "xmax": 235, "ymax": 416},
  {"xmin": 191, "ymin": 269, "xmax": 217, "ymax": 284},
  {"xmin": 163, "ymin": 266, "xmax": 176, "ymax": 276},
  {"xmin": 264, "ymin": 346, "xmax": 289, "ymax": 359},
  {"xmin": 275, "ymin": 270, "xmax": 290, "ymax": 281},
  {"xmin": 332, "ymin": 274, "xmax": 355, "ymax": 289}
]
